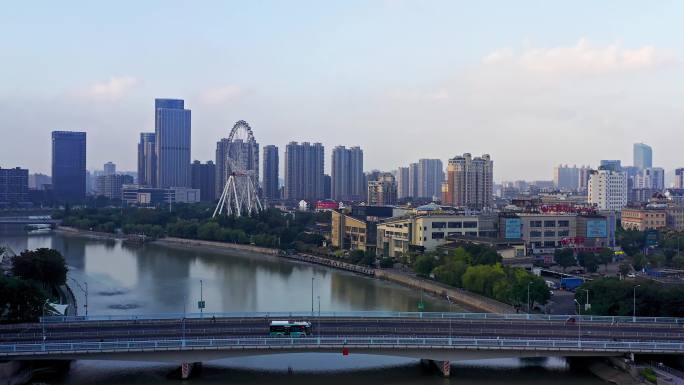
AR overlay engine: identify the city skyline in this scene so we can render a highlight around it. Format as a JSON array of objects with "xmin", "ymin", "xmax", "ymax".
[{"xmin": 2, "ymin": 1, "xmax": 683, "ymax": 180}]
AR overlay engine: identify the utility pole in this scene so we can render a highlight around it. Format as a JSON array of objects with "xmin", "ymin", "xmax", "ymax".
[
  {"xmin": 527, "ymin": 282, "xmax": 532, "ymax": 313},
  {"xmin": 574, "ymin": 299, "xmax": 582, "ymax": 347},
  {"xmin": 317, "ymin": 295, "xmax": 321, "ymax": 338},
  {"xmin": 199, "ymin": 279, "xmax": 204, "ymax": 318},
  {"xmin": 581, "ymin": 289, "xmax": 590, "ymax": 311},
  {"xmin": 311, "ymin": 276, "xmax": 315, "ymax": 316}
]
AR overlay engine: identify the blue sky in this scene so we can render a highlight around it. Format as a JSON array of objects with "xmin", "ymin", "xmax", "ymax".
[{"xmin": 2, "ymin": 1, "xmax": 683, "ymax": 180}]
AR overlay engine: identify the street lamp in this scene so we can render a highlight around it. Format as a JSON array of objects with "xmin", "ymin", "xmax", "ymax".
[
  {"xmin": 574, "ymin": 299, "xmax": 582, "ymax": 347},
  {"xmin": 311, "ymin": 276, "xmax": 315, "ymax": 316},
  {"xmin": 70, "ymin": 278, "xmax": 88, "ymax": 317},
  {"xmin": 633, "ymin": 285, "xmax": 641, "ymax": 322},
  {"xmin": 580, "ymin": 289, "xmax": 590, "ymax": 311},
  {"xmin": 527, "ymin": 282, "xmax": 533, "ymax": 313},
  {"xmin": 317, "ymin": 295, "xmax": 321, "ymax": 338},
  {"xmin": 42, "ymin": 299, "xmax": 50, "ymax": 344}
]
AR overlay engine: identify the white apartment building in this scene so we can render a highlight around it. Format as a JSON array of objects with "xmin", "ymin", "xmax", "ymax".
[{"xmin": 588, "ymin": 169, "xmax": 628, "ymax": 211}]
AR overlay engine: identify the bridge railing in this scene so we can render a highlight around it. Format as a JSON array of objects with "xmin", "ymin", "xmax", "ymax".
[
  {"xmin": 2, "ymin": 337, "xmax": 684, "ymax": 356},
  {"xmin": 41, "ymin": 311, "xmax": 684, "ymax": 325}
]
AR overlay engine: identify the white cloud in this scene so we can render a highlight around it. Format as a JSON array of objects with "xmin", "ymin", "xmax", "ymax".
[
  {"xmin": 483, "ymin": 39, "xmax": 674, "ymax": 74},
  {"xmin": 198, "ymin": 85, "xmax": 242, "ymax": 105},
  {"xmin": 85, "ymin": 76, "xmax": 139, "ymax": 100}
]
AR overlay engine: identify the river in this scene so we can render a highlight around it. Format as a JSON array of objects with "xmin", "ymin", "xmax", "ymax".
[{"xmin": 0, "ymin": 225, "xmax": 604, "ymax": 384}]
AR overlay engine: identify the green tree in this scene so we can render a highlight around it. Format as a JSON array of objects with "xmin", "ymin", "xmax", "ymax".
[
  {"xmin": 432, "ymin": 259, "xmax": 468, "ymax": 287},
  {"xmin": 11, "ymin": 248, "xmax": 68, "ymax": 289},
  {"xmin": 554, "ymin": 248, "xmax": 576, "ymax": 272},
  {"xmin": 598, "ymin": 248, "xmax": 614, "ymax": 272},
  {"xmin": 0, "ymin": 276, "xmax": 48, "ymax": 322},
  {"xmin": 672, "ymin": 255, "xmax": 684, "ymax": 269},
  {"xmin": 618, "ymin": 262, "xmax": 631, "ymax": 276},
  {"xmin": 577, "ymin": 251, "xmax": 599, "ymax": 273},
  {"xmin": 413, "ymin": 254, "xmax": 437, "ymax": 277}
]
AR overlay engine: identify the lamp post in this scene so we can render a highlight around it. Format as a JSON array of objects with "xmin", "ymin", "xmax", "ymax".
[
  {"xmin": 574, "ymin": 299, "xmax": 582, "ymax": 347},
  {"xmin": 199, "ymin": 279, "xmax": 204, "ymax": 318},
  {"xmin": 581, "ymin": 289, "xmax": 590, "ymax": 311},
  {"xmin": 70, "ymin": 278, "xmax": 88, "ymax": 317},
  {"xmin": 527, "ymin": 282, "xmax": 533, "ymax": 313},
  {"xmin": 633, "ymin": 285, "xmax": 641, "ymax": 322},
  {"xmin": 42, "ymin": 299, "xmax": 50, "ymax": 344},
  {"xmin": 317, "ymin": 295, "xmax": 321, "ymax": 338},
  {"xmin": 311, "ymin": 276, "xmax": 315, "ymax": 316}
]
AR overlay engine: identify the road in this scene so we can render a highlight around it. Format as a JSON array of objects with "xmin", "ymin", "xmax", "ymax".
[{"xmin": 1, "ymin": 316, "xmax": 682, "ymax": 346}]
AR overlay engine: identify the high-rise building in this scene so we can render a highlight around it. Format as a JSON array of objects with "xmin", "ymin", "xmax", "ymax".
[
  {"xmin": 103, "ymin": 162, "xmax": 116, "ymax": 176},
  {"xmin": 408, "ymin": 163, "xmax": 419, "ymax": 198},
  {"xmin": 0, "ymin": 167, "xmax": 29, "ymax": 207},
  {"xmin": 215, "ymin": 123, "xmax": 259, "ymax": 200},
  {"xmin": 443, "ymin": 153, "xmax": 493, "ymax": 210},
  {"xmin": 367, "ymin": 172, "xmax": 397, "ymax": 206},
  {"xmin": 190, "ymin": 160, "xmax": 216, "ymax": 202},
  {"xmin": 553, "ymin": 165, "xmax": 581, "ymax": 191},
  {"xmin": 634, "ymin": 167, "xmax": 665, "ymax": 190},
  {"xmin": 588, "ymin": 168, "xmax": 628, "ymax": 211},
  {"xmin": 578, "ymin": 166, "xmax": 593, "ymax": 192},
  {"xmin": 633, "ymin": 143, "xmax": 653, "ymax": 170},
  {"xmin": 52, "ymin": 131, "xmax": 86, "ymax": 203},
  {"xmin": 262, "ymin": 145, "xmax": 279, "ymax": 201},
  {"xmin": 95, "ymin": 174, "xmax": 134, "ymax": 200},
  {"xmin": 416, "ymin": 159, "xmax": 444, "ymax": 199},
  {"xmin": 675, "ymin": 168, "xmax": 684, "ymax": 189},
  {"xmin": 600, "ymin": 160, "xmax": 622, "ymax": 172},
  {"xmin": 323, "ymin": 174, "xmax": 331, "ymax": 199},
  {"xmin": 396, "ymin": 167, "xmax": 410, "ymax": 199},
  {"xmin": 284, "ymin": 142, "xmax": 324, "ymax": 201},
  {"xmin": 137, "ymin": 132, "xmax": 156, "ymax": 187},
  {"xmin": 331, "ymin": 146, "xmax": 364, "ymax": 201},
  {"xmin": 155, "ymin": 99, "xmax": 191, "ymax": 188}
]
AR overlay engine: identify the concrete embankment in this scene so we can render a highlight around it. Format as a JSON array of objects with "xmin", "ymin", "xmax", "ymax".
[
  {"xmin": 374, "ymin": 270, "xmax": 515, "ymax": 314},
  {"xmin": 154, "ymin": 236, "xmax": 281, "ymax": 256},
  {"xmin": 282, "ymin": 253, "xmax": 375, "ymax": 276}
]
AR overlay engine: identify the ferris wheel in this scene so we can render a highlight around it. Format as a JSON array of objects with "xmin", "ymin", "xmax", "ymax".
[{"xmin": 213, "ymin": 120, "xmax": 263, "ymax": 218}]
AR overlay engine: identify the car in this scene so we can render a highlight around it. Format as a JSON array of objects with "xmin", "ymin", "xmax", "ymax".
[{"xmin": 627, "ymin": 273, "xmax": 636, "ymax": 278}]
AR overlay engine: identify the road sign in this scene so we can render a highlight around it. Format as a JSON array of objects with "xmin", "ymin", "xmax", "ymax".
[
  {"xmin": 197, "ymin": 300, "xmax": 206, "ymax": 309},
  {"xmin": 417, "ymin": 301, "xmax": 425, "ymax": 311}
]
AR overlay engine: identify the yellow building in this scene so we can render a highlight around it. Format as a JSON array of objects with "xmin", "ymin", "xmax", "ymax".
[
  {"xmin": 621, "ymin": 207, "xmax": 667, "ymax": 231},
  {"xmin": 330, "ymin": 210, "xmax": 367, "ymax": 251}
]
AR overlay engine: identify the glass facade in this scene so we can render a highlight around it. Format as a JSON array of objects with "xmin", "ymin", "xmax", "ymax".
[
  {"xmin": 52, "ymin": 131, "xmax": 86, "ymax": 203},
  {"xmin": 155, "ymin": 99, "xmax": 191, "ymax": 188}
]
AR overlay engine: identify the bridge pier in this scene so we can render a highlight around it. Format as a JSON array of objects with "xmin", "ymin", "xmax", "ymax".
[
  {"xmin": 421, "ymin": 359, "xmax": 451, "ymax": 377},
  {"xmin": 180, "ymin": 362, "xmax": 202, "ymax": 379}
]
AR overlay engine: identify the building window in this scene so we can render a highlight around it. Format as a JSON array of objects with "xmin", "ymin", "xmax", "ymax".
[
  {"xmin": 463, "ymin": 221, "xmax": 477, "ymax": 228},
  {"xmin": 543, "ymin": 241, "xmax": 556, "ymax": 248},
  {"xmin": 544, "ymin": 220, "xmax": 556, "ymax": 227},
  {"xmin": 544, "ymin": 230, "xmax": 555, "ymax": 237},
  {"xmin": 558, "ymin": 220, "xmax": 570, "ymax": 227},
  {"xmin": 530, "ymin": 221, "xmax": 542, "ymax": 227},
  {"xmin": 466, "ymin": 231, "xmax": 478, "ymax": 236},
  {"xmin": 558, "ymin": 230, "xmax": 570, "ymax": 237},
  {"xmin": 431, "ymin": 232, "xmax": 445, "ymax": 239},
  {"xmin": 530, "ymin": 230, "xmax": 542, "ymax": 237},
  {"xmin": 432, "ymin": 222, "xmax": 446, "ymax": 229},
  {"xmin": 448, "ymin": 222, "xmax": 462, "ymax": 228}
]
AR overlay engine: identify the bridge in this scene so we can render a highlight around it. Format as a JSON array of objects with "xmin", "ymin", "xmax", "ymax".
[
  {"xmin": 0, "ymin": 216, "xmax": 61, "ymax": 226},
  {"xmin": 2, "ymin": 312, "xmax": 684, "ymax": 378}
]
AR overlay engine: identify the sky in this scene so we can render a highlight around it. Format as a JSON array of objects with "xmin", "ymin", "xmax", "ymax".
[{"xmin": 1, "ymin": 0, "xmax": 683, "ymax": 182}]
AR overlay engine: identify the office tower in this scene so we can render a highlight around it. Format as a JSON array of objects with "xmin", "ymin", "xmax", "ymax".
[
  {"xmin": 367, "ymin": 172, "xmax": 397, "ymax": 206},
  {"xmin": 0, "ymin": 167, "xmax": 29, "ymax": 207},
  {"xmin": 52, "ymin": 131, "xmax": 86, "ymax": 203},
  {"xmin": 190, "ymin": 160, "xmax": 216, "ymax": 202},
  {"xmin": 284, "ymin": 142, "xmax": 324, "ymax": 201},
  {"xmin": 262, "ymin": 145, "xmax": 279, "ymax": 201},
  {"xmin": 675, "ymin": 168, "xmax": 684, "ymax": 189},
  {"xmin": 215, "ymin": 125, "xmax": 259, "ymax": 199},
  {"xmin": 28, "ymin": 173, "xmax": 51, "ymax": 190},
  {"xmin": 137, "ymin": 132, "xmax": 156, "ymax": 187},
  {"xmin": 95, "ymin": 174, "xmax": 134, "ymax": 200},
  {"xmin": 633, "ymin": 143, "xmax": 653, "ymax": 170},
  {"xmin": 103, "ymin": 162, "xmax": 116, "ymax": 176},
  {"xmin": 553, "ymin": 164, "xmax": 580, "ymax": 191},
  {"xmin": 408, "ymin": 163, "xmax": 419, "ymax": 198},
  {"xmin": 331, "ymin": 146, "xmax": 364, "ymax": 201},
  {"xmin": 416, "ymin": 159, "xmax": 444, "ymax": 199},
  {"xmin": 600, "ymin": 160, "xmax": 622, "ymax": 172},
  {"xmin": 588, "ymin": 168, "xmax": 628, "ymax": 211},
  {"xmin": 443, "ymin": 153, "xmax": 493, "ymax": 210},
  {"xmin": 634, "ymin": 167, "xmax": 665, "ymax": 190},
  {"xmin": 396, "ymin": 167, "xmax": 410, "ymax": 199},
  {"xmin": 155, "ymin": 99, "xmax": 191, "ymax": 188}
]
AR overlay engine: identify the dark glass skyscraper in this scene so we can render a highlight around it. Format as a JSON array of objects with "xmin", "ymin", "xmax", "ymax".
[
  {"xmin": 0, "ymin": 167, "xmax": 29, "ymax": 207},
  {"xmin": 262, "ymin": 145, "xmax": 279, "ymax": 201},
  {"xmin": 155, "ymin": 99, "xmax": 191, "ymax": 188},
  {"xmin": 191, "ymin": 160, "xmax": 216, "ymax": 202},
  {"xmin": 137, "ymin": 132, "xmax": 156, "ymax": 187},
  {"xmin": 52, "ymin": 131, "xmax": 86, "ymax": 203}
]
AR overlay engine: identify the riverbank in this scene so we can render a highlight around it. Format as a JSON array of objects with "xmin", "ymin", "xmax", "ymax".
[{"xmin": 55, "ymin": 226, "xmax": 514, "ymax": 313}]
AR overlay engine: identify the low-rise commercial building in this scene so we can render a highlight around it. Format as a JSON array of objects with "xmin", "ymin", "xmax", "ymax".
[
  {"xmin": 122, "ymin": 185, "xmax": 200, "ymax": 206},
  {"xmin": 376, "ymin": 207, "xmax": 498, "ymax": 258},
  {"xmin": 95, "ymin": 174, "xmax": 134, "ymax": 200},
  {"xmin": 621, "ymin": 207, "xmax": 667, "ymax": 231},
  {"xmin": 330, "ymin": 205, "xmax": 406, "ymax": 253}
]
